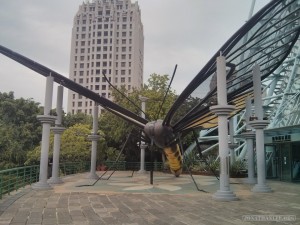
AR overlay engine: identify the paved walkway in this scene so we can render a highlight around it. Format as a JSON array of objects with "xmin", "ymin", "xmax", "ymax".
[{"xmin": 0, "ymin": 171, "xmax": 299, "ymax": 225}]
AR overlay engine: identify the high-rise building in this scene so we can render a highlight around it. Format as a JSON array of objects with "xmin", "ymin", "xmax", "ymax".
[{"xmin": 68, "ymin": 0, "xmax": 144, "ymax": 115}]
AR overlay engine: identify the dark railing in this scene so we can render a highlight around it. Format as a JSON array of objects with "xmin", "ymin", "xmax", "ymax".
[
  {"xmin": 0, "ymin": 161, "xmax": 165, "ymax": 199},
  {"xmin": 0, "ymin": 165, "xmax": 40, "ymax": 199}
]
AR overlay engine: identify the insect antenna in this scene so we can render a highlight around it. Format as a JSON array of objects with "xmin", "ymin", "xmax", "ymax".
[
  {"xmin": 155, "ymin": 64, "xmax": 177, "ymax": 121},
  {"xmin": 102, "ymin": 72, "xmax": 149, "ymax": 119}
]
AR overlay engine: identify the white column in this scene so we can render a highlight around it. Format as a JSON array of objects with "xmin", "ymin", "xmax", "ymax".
[
  {"xmin": 210, "ymin": 55, "xmax": 238, "ymax": 201},
  {"xmin": 242, "ymin": 96, "xmax": 256, "ymax": 184},
  {"xmin": 49, "ymin": 85, "xmax": 65, "ymax": 184},
  {"xmin": 228, "ymin": 118, "xmax": 238, "ymax": 165},
  {"xmin": 87, "ymin": 104, "xmax": 100, "ymax": 179},
  {"xmin": 138, "ymin": 96, "xmax": 148, "ymax": 173},
  {"xmin": 249, "ymin": 64, "xmax": 272, "ymax": 192},
  {"xmin": 32, "ymin": 76, "xmax": 56, "ymax": 190}
]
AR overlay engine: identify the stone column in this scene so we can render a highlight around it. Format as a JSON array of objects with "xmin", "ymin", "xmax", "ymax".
[
  {"xmin": 48, "ymin": 85, "xmax": 65, "ymax": 184},
  {"xmin": 87, "ymin": 104, "xmax": 100, "ymax": 179},
  {"xmin": 249, "ymin": 64, "xmax": 272, "ymax": 192},
  {"xmin": 242, "ymin": 96, "xmax": 256, "ymax": 184},
  {"xmin": 210, "ymin": 55, "xmax": 238, "ymax": 201},
  {"xmin": 138, "ymin": 96, "xmax": 148, "ymax": 173},
  {"xmin": 32, "ymin": 76, "xmax": 56, "ymax": 190},
  {"xmin": 228, "ymin": 117, "xmax": 238, "ymax": 165}
]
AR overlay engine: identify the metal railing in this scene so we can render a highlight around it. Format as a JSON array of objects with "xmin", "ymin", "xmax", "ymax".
[
  {"xmin": 0, "ymin": 165, "xmax": 39, "ymax": 199},
  {"xmin": 0, "ymin": 161, "xmax": 165, "ymax": 199}
]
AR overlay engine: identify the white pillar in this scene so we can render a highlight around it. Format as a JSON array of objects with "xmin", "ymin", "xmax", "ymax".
[
  {"xmin": 138, "ymin": 96, "xmax": 148, "ymax": 173},
  {"xmin": 210, "ymin": 55, "xmax": 238, "ymax": 201},
  {"xmin": 228, "ymin": 118, "xmax": 238, "ymax": 165},
  {"xmin": 242, "ymin": 96, "xmax": 256, "ymax": 184},
  {"xmin": 32, "ymin": 76, "xmax": 56, "ymax": 190},
  {"xmin": 87, "ymin": 104, "xmax": 100, "ymax": 179},
  {"xmin": 249, "ymin": 64, "xmax": 272, "ymax": 192},
  {"xmin": 49, "ymin": 85, "xmax": 65, "ymax": 184}
]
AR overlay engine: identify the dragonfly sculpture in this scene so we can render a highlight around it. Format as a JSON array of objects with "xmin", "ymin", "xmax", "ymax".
[{"xmin": 0, "ymin": 0, "xmax": 299, "ymax": 177}]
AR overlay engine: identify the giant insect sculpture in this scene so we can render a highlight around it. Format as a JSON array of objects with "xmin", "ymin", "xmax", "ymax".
[{"xmin": 0, "ymin": 0, "xmax": 299, "ymax": 177}]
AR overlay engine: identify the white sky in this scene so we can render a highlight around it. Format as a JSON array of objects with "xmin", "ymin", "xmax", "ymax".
[{"xmin": 0, "ymin": 0, "xmax": 269, "ymax": 110}]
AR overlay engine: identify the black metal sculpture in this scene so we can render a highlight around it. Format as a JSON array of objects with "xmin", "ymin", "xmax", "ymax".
[{"xmin": 0, "ymin": 0, "xmax": 299, "ymax": 176}]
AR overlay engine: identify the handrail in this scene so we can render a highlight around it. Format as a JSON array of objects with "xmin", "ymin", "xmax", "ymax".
[{"xmin": 0, "ymin": 161, "xmax": 165, "ymax": 199}]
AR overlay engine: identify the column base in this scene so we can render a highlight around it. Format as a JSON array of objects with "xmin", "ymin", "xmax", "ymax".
[
  {"xmin": 252, "ymin": 183, "xmax": 273, "ymax": 193},
  {"xmin": 31, "ymin": 181, "xmax": 52, "ymax": 190},
  {"xmin": 137, "ymin": 170, "xmax": 147, "ymax": 174},
  {"xmin": 244, "ymin": 177, "xmax": 257, "ymax": 184},
  {"xmin": 48, "ymin": 177, "xmax": 63, "ymax": 184},
  {"xmin": 86, "ymin": 173, "xmax": 99, "ymax": 179},
  {"xmin": 212, "ymin": 190, "xmax": 238, "ymax": 201}
]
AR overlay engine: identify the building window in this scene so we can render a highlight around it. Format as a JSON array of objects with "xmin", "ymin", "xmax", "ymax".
[
  {"xmin": 121, "ymin": 77, "xmax": 125, "ymax": 83},
  {"xmin": 122, "ymin": 39, "xmax": 126, "ymax": 44},
  {"xmin": 78, "ymin": 102, "xmax": 82, "ymax": 107},
  {"xmin": 122, "ymin": 47, "xmax": 126, "ymax": 52},
  {"xmin": 96, "ymin": 54, "xmax": 101, "ymax": 59},
  {"xmin": 79, "ymin": 71, "xmax": 84, "ymax": 76},
  {"xmin": 95, "ymin": 85, "xmax": 99, "ymax": 90},
  {"xmin": 79, "ymin": 78, "xmax": 83, "ymax": 83},
  {"xmin": 103, "ymin": 54, "xmax": 107, "ymax": 59},
  {"xmin": 122, "ymin": 32, "xmax": 126, "ymax": 37},
  {"xmin": 121, "ymin": 62, "xmax": 126, "ymax": 67},
  {"xmin": 122, "ymin": 24, "xmax": 127, "ymax": 29},
  {"xmin": 121, "ymin": 70, "xmax": 125, "ymax": 75}
]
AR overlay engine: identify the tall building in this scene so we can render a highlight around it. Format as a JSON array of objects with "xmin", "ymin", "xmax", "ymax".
[{"xmin": 68, "ymin": 0, "xmax": 144, "ymax": 115}]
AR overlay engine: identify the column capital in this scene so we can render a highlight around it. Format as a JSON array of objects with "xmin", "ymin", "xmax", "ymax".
[
  {"xmin": 210, "ymin": 105, "xmax": 235, "ymax": 116},
  {"xmin": 140, "ymin": 143, "xmax": 148, "ymax": 149},
  {"xmin": 228, "ymin": 143, "xmax": 239, "ymax": 149},
  {"xmin": 139, "ymin": 95, "xmax": 149, "ymax": 102},
  {"xmin": 50, "ymin": 126, "xmax": 66, "ymax": 134},
  {"xmin": 87, "ymin": 134, "xmax": 100, "ymax": 141},
  {"xmin": 240, "ymin": 131, "xmax": 256, "ymax": 139},
  {"xmin": 249, "ymin": 120, "xmax": 269, "ymax": 129},
  {"xmin": 37, "ymin": 115, "xmax": 56, "ymax": 124}
]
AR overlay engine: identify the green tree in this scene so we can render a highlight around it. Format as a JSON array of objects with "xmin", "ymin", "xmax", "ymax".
[
  {"xmin": 0, "ymin": 92, "xmax": 42, "ymax": 169},
  {"xmin": 25, "ymin": 124, "xmax": 107, "ymax": 165},
  {"xmin": 62, "ymin": 112, "xmax": 92, "ymax": 128},
  {"xmin": 99, "ymin": 73, "xmax": 177, "ymax": 162}
]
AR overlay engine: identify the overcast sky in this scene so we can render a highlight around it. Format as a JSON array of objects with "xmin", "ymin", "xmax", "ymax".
[{"xmin": 0, "ymin": 0, "xmax": 269, "ymax": 110}]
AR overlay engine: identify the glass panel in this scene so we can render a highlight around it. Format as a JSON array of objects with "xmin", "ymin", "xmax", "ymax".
[
  {"xmin": 266, "ymin": 145, "xmax": 278, "ymax": 178},
  {"xmin": 280, "ymin": 143, "xmax": 291, "ymax": 181},
  {"xmin": 292, "ymin": 143, "xmax": 300, "ymax": 181}
]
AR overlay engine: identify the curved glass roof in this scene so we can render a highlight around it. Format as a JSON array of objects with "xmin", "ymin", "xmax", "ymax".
[{"xmin": 164, "ymin": 0, "xmax": 300, "ymax": 133}]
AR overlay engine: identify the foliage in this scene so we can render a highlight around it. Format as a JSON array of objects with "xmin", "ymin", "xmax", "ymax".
[
  {"xmin": 229, "ymin": 160, "xmax": 247, "ymax": 176},
  {"xmin": 189, "ymin": 155, "xmax": 220, "ymax": 174},
  {"xmin": 0, "ymin": 92, "xmax": 42, "ymax": 169},
  {"xmin": 105, "ymin": 147, "xmax": 125, "ymax": 161},
  {"xmin": 99, "ymin": 74, "xmax": 177, "ymax": 162},
  {"xmin": 62, "ymin": 112, "xmax": 92, "ymax": 128}
]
